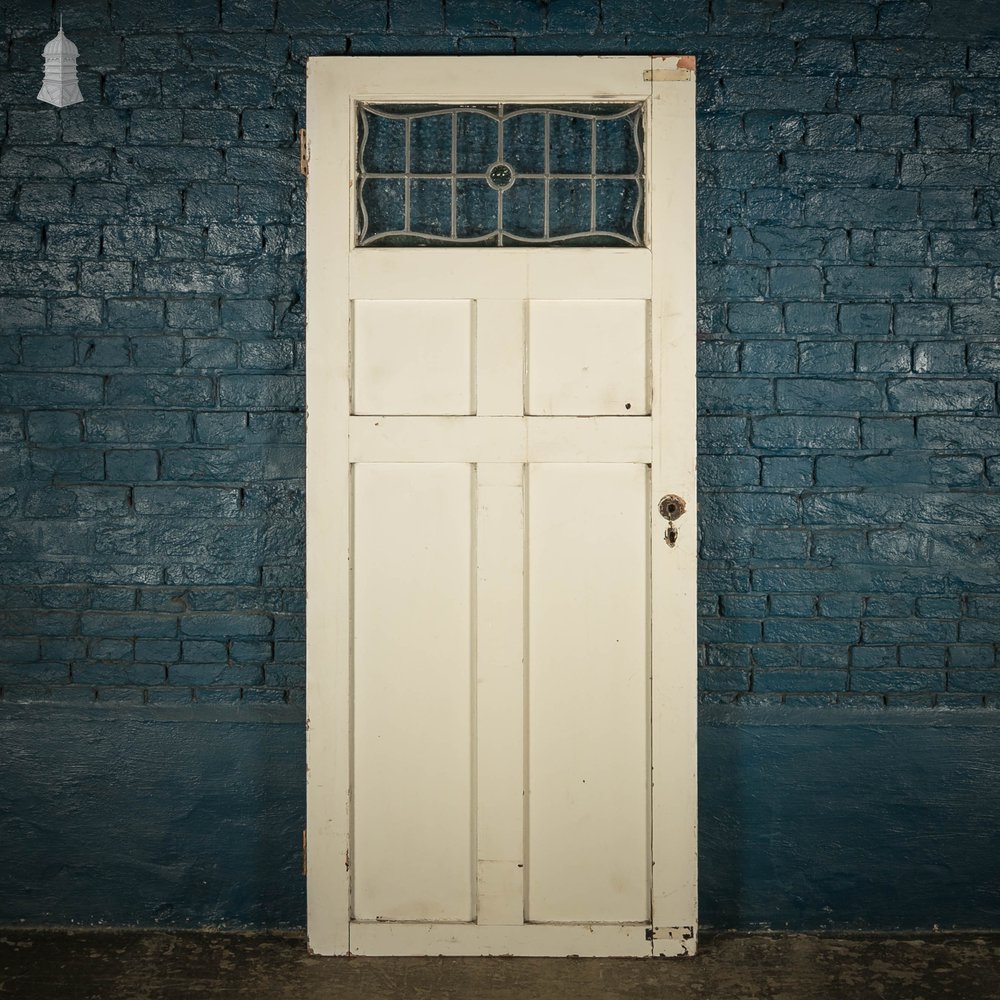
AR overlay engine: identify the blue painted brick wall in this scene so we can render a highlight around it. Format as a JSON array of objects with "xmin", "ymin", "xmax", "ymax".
[{"xmin": 2, "ymin": 0, "xmax": 1000, "ymax": 711}]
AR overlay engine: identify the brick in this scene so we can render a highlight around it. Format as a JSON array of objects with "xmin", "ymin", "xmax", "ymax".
[
  {"xmin": 798, "ymin": 341, "xmax": 854, "ymax": 374},
  {"xmin": 827, "ymin": 266, "xmax": 934, "ymax": 301},
  {"xmin": 859, "ymin": 115, "xmax": 915, "ymax": 150},
  {"xmin": 698, "ymin": 416, "xmax": 749, "ymax": 450},
  {"xmin": 753, "ymin": 415, "xmax": 858, "ymax": 449},
  {"xmin": 966, "ymin": 343, "xmax": 1000, "ymax": 375},
  {"xmin": 741, "ymin": 340, "xmax": 796, "ymax": 374},
  {"xmin": 21, "ymin": 336, "xmax": 75, "ymax": 368},
  {"xmin": 761, "ymin": 456, "xmax": 813, "ymax": 488},
  {"xmin": 241, "ymin": 110, "xmax": 295, "ymax": 143},
  {"xmin": 899, "ymin": 647, "xmax": 949, "ymax": 669},
  {"xmin": 816, "ymin": 454, "xmax": 929, "ymax": 487},
  {"xmin": 700, "ymin": 455, "xmax": 761, "ymax": 487},
  {"xmin": 133, "ymin": 486, "xmax": 241, "ymax": 517},
  {"xmin": 784, "ymin": 303, "xmax": 837, "ymax": 336},
  {"xmin": 888, "ymin": 379, "xmax": 995, "ymax": 414},
  {"xmin": 184, "ymin": 339, "xmax": 239, "ymax": 369},
  {"xmin": 912, "ymin": 342, "xmax": 963, "ymax": 374},
  {"xmin": 130, "ymin": 109, "xmax": 183, "ymax": 144},
  {"xmin": 0, "ymin": 374, "xmax": 104, "ymax": 407},
  {"xmin": 838, "ymin": 73, "xmax": 896, "ymax": 113},
  {"xmin": 154, "ymin": 227, "xmax": 207, "ymax": 260},
  {"xmin": 699, "ymin": 377, "xmax": 775, "ymax": 414},
  {"xmin": 728, "ymin": 304, "xmax": 782, "ymax": 336},
  {"xmin": 856, "ymin": 343, "xmax": 911, "ymax": 373},
  {"xmin": 140, "ymin": 263, "xmax": 247, "ymax": 295},
  {"xmin": 769, "ymin": 595, "xmax": 816, "ymax": 617},
  {"xmin": 764, "ymin": 618, "xmax": 860, "ymax": 643},
  {"xmin": 901, "ymin": 153, "xmax": 997, "ymax": 188},
  {"xmin": 700, "ymin": 619, "xmax": 762, "ymax": 644},
  {"xmin": 930, "ymin": 455, "xmax": 983, "ymax": 487},
  {"xmin": 745, "ymin": 188, "xmax": 802, "ymax": 224},
  {"xmin": 106, "ymin": 376, "xmax": 213, "ymax": 408},
  {"xmin": 27, "ymin": 412, "xmax": 82, "ymax": 444},
  {"xmin": 948, "ymin": 670, "xmax": 1000, "ymax": 692},
  {"xmin": 130, "ymin": 337, "xmax": 184, "ymax": 369},
  {"xmin": 806, "ymin": 492, "xmax": 919, "ymax": 526},
  {"xmin": 950, "ymin": 644, "xmax": 996, "ymax": 669},
  {"xmin": 919, "ymin": 115, "xmax": 970, "ymax": 151},
  {"xmin": 105, "ymin": 450, "xmax": 160, "ymax": 482},
  {"xmin": 784, "ymin": 152, "xmax": 896, "ymax": 186},
  {"xmin": 754, "ymin": 668, "xmax": 848, "ymax": 693},
  {"xmin": 219, "ymin": 375, "xmax": 304, "ymax": 409},
  {"xmin": 698, "ymin": 341, "xmax": 740, "ymax": 374},
  {"xmin": 777, "ymin": 378, "xmax": 882, "ymax": 412},
  {"xmin": 839, "ymin": 304, "xmax": 892, "ymax": 338},
  {"xmin": 180, "ymin": 613, "xmax": 272, "ymax": 639},
  {"xmin": 183, "ymin": 110, "xmax": 240, "ymax": 142},
  {"xmin": 852, "ymin": 670, "xmax": 945, "ymax": 693},
  {"xmin": 797, "ymin": 41, "xmax": 855, "ymax": 74},
  {"xmin": 81, "ymin": 262, "xmax": 134, "ymax": 296},
  {"xmin": 851, "ymin": 646, "xmax": 898, "ymax": 669}
]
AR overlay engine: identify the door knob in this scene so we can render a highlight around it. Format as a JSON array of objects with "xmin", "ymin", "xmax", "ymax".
[{"xmin": 658, "ymin": 495, "xmax": 687, "ymax": 547}]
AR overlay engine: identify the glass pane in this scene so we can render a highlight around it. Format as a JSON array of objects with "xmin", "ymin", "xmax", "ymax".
[
  {"xmin": 505, "ymin": 111, "xmax": 546, "ymax": 174},
  {"xmin": 410, "ymin": 179, "xmax": 453, "ymax": 237},
  {"xmin": 455, "ymin": 179, "xmax": 498, "ymax": 241},
  {"xmin": 359, "ymin": 178, "xmax": 404, "ymax": 242},
  {"xmin": 410, "ymin": 113, "xmax": 453, "ymax": 174},
  {"xmin": 360, "ymin": 111, "xmax": 406, "ymax": 173},
  {"xmin": 455, "ymin": 112, "xmax": 498, "ymax": 173},
  {"xmin": 548, "ymin": 113, "xmax": 593, "ymax": 175},
  {"xmin": 596, "ymin": 115, "xmax": 641, "ymax": 174},
  {"xmin": 503, "ymin": 180, "xmax": 546, "ymax": 240},
  {"xmin": 596, "ymin": 179, "xmax": 642, "ymax": 242},
  {"xmin": 357, "ymin": 102, "xmax": 644, "ymax": 247},
  {"xmin": 548, "ymin": 178, "xmax": 592, "ymax": 237}
]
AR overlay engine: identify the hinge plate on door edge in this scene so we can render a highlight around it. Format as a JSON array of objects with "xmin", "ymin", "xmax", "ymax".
[
  {"xmin": 652, "ymin": 925, "xmax": 695, "ymax": 941},
  {"xmin": 299, "ymin": 129, "xmax": 309, "ymax": 177},
  {"xmin": 302, "ymin": 829, "xmax": 307, "ymax": 875},
  {"xmin": 644, "ymin": 68, "xmax": 694, "ymax": 82}
]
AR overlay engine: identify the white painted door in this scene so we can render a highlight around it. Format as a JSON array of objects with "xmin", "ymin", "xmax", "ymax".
[{"xmin": 306, "ymin": 56, "xmax": 697, "ymax": 957}]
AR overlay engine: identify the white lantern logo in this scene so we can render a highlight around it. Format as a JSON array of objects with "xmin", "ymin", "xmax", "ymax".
[{"xmin": 37, "ymin": 17, "xmax": 84, "ymax": 109}]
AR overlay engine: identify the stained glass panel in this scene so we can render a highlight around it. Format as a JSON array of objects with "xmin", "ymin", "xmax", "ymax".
[{"xmin": 356, "ymin": 103, "xmax": 645, "ymax": 247}]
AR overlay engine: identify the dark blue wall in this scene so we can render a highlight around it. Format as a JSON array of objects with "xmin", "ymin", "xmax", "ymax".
[{"xmin": 2, "ymin": 0, "xmax": 999, "ymax": 930}]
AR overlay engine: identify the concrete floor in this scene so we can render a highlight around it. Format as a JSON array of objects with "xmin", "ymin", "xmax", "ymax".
[{"xmin": 1, "ymin": 929, "xmax": 999, "ymax": 1000}]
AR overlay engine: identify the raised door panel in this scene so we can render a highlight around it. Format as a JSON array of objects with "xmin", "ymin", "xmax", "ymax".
[
  {"xmin": 351, "ymin": 462, "xmax": 474, "ymax": 922},
  {"xmin": 525, "ymin": 462, "xmax": 650, "ymax": 924}
]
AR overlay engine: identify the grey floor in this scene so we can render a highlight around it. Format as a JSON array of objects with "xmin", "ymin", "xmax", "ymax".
[{"xmin": 1, "ymin": 929, "xmax": 999, "ymax": 1000}]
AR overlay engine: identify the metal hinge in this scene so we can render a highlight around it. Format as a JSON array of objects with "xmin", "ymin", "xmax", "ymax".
[
  {"xmin": 643, "ymin": 68, "xmax": 694, "ymax": 82},
  {"xmin": 302, "ymin": 829, "xmax": 307, "ymax": 875},
  {"xmin": 652, "ymin": 925, "xmax": 695, "ymax": 941},
  {"xmin": 299, "ymin": 129, "xmax": 309, "ymax": 177}
]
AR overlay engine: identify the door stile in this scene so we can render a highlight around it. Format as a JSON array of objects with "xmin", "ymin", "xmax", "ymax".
[
  {"xmin": 305, "ymin": 61, "xmax": 353, "ymax": 955},
  {"xmin": 649, "ymin": 63, "xmax": 698, "ymax": 953}
]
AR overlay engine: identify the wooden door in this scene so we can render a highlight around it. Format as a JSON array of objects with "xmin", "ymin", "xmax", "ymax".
[{"xmin": 306, "ymin": 56, "xmax": 697, "ymax": 957}]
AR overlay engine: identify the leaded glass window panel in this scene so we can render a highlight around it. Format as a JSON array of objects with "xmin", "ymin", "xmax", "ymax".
[{"xmin": 356, "ymin": 103, "xmax": 645, "ymax": 247}]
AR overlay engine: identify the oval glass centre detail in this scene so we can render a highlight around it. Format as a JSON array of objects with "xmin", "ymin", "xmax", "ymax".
[{"xmin": 487, "ymin": 161, "xmax": 515, "ymax": 191}]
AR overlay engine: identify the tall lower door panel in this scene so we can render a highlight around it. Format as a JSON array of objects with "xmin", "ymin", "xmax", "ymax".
[{"xmin": 352, "ymin": 463, "xmax": 474, "ymax": 923}]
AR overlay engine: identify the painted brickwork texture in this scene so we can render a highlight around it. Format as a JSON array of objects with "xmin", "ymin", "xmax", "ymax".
[{"xmin": 1, "ymin": 0, "xmax": 999, "ymax": 710}]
